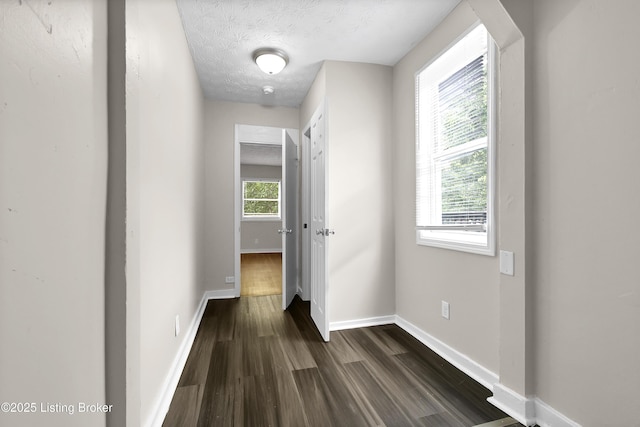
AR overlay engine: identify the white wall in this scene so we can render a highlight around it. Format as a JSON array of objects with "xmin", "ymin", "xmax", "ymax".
[
  {"xmin": 204, "ymin": 101, "xmax": 299, "ymax": 290},
  {"xmin": 301, "ymin": 61, "xmax": 396, "ymax": 323},
  {"xmin": 125, "ymin": 0, "xmax": 205, "ymax": 424},
  {"xmin": 241, "ymin": 165, "xmax": 283, "ymax": 253},
  {"xmin": 531, "ymin": 0, "xmax": 640, "ymax": 424},
  {"xmin": 0, "ymin": 2, "xmax": 108, "ymax": 427}
]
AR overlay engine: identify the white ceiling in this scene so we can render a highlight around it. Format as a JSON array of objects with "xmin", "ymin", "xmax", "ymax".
[{"xmin": 176, "ymin": 0, "xmax": 461, "ymax": 107}]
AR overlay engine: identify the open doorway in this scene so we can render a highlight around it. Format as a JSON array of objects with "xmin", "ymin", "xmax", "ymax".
[
  {"xmin": 239, "ymin": 147, "xmax": 283, "ymax": 296},
  {"xmin": 234, "ymin": 125, "xmax": 299, "ymax": 308}
]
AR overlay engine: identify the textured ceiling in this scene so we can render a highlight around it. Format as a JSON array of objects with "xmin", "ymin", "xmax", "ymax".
[{"xmin": 176, "ymin": 0, "xmax": 461, "ymax": 107}]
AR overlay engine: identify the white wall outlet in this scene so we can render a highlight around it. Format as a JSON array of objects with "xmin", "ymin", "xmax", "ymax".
[
  {"xmin": 500, "ymin": 250, "xmax": 515, "ymax": 276},
  {"xmin": 225, "ymin": 276, "xmax": 235, "ymax": 284},
  {"xmin": 441, "ymin": 301, "xmax": 450, "ymax": 320},
  {"xmin": 174, "ymin": 315, "xmax": 180, "ymax": 337}
]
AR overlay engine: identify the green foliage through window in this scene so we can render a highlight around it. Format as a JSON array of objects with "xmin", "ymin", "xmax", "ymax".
[{"xmin": 243, "ymin": 180, "xmax": 280, "ymax": 217}]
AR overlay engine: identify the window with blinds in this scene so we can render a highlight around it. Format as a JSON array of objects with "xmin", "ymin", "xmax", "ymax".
[{"xmin": 415, "ymin": 24, "xmax": 495, "ymax": 255}]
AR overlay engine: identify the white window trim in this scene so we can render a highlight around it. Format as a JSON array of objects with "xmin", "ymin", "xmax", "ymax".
[
  {"xmin": 415, "ymin": 24, "xmax": 497, "ymax": 256},
  {"xmin": 241, "ymin": 178, "xmax": 282, "ymax": 221}
]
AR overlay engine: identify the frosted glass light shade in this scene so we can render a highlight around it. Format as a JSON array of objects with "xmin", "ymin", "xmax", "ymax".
[{"xmin": 253, "ymin": 48, "xmax": 288, "ymax": 75}]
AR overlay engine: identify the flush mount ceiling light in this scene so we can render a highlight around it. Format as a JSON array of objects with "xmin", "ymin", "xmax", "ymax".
[
  {"xmin": 262, "ymin": 85, "xmax": 275, "ymax": 95},
  {"xmin": 252, "ymin": 48, "xmax": 289, "ymax": 75}
]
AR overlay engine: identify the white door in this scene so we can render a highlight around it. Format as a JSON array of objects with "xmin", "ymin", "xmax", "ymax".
[
  {"xmin": 281, "ymin": 129, "xmax": 298, "ymax": 309},
  {"xmin": 310, "ymin": 106, "xmax": 329, "ymax": 341}
]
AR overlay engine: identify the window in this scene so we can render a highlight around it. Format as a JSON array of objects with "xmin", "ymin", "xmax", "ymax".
[
  {"xmin": 242, "ymin": 179, "xmax": 281, "ymax": 219},
  {"xmin": 416, "ymin": 24, "xmax": 495, "ymax": 255}
]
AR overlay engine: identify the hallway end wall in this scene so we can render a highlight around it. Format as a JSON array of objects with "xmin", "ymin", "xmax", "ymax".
[{"xmin": 204, "ymin": 101, "xmax": 299, "ymax": 291}]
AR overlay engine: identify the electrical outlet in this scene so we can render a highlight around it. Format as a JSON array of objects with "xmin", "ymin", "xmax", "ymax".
[
  {"xmin": 441, "ymin": 301, "xmax": 450, "ymax": 320},
  {"xmin": 225, "ymin": 276, "xmax": 235, "ymax": 284},
  {"xmin": 175, "ymin": 315, "xmax": 180, "ymax": 337}
]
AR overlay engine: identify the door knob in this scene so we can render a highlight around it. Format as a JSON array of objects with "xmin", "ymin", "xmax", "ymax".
[
  {"xmin": 278, "ymin": 229, "xmax": 292, "ymax": 234},
  {"xmin": 315, "ymin": 228, "xmax": 335, "ymax": 236}
]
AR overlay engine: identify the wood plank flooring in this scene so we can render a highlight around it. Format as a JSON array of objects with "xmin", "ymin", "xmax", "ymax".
[
  {"xmin": 240, "ymin": 253, "xmax": 282, "ymax": 297},
  {"xmin": 163, "ymin": 295, "xmax": 520, "ymax": 427}
]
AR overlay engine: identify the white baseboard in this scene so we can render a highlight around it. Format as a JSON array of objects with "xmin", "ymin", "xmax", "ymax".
[
  {"xmin": 487, "ymin": 383, "xmax": 536, "ymax": 426},
  {"xmin": 204, "ymin": 288, "xmax": 237, "ymax": 300},
  {"xmin": 330, "ymin": 315, "xmax": 395, "ymax": 331},
  {"xmin": 534, "ymin": 398, "xmax": 582, "ymax": 427},
  {"xmin": 146, "ymin": 289, "xmax": 236, "ymax": 427},
  {"xmin": 145, "ymin": 294, "xmax": 210, "ymax": 427},
  {"xmin": 394, "ymin": 317, "xmax": 580, "ymax": 427},
  {"xmin": 395, "ymin": 315, "xmax": 499, "ymax": 390}
]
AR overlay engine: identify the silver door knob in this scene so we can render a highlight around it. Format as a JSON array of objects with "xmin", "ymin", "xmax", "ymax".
[
  {"xmin": 278, "ymin": 229, "xmax": 292, "ymax": 234},
  {"xmin": 315, "ymin": 228, "xmax": 335, "ymax": 236}
]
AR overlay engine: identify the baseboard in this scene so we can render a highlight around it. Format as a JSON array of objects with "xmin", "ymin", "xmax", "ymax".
[
  {"xmin": 487, "ymin": 383, "xmax": 536, "ymax": 426},
  {"xmin": 330, "ymin": 315, "xmax": 395, "ymax": 331},
  {"xmin": 240, "ymin": 248, "xmax": 282, "ymax": 254},
  {"xmin": 395, "ymin": 315, "xmax": 499, "ymax": 391},
  {"xmin": 145, "ymin": 294, "xmax": 210, "ymax": 427},
  {"xmin": 203, "ymin": 288, "xmax": 237, "ymax": 300},
  {"xmin": 146, "ymin": 289, "xmax": 237, "ymax": 427},
  {"xmin": 534, "ymin": 398, "xmax": 582, "ymax": 427}
]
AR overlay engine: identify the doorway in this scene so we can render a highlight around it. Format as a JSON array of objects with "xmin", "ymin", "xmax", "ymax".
[{"xmin": 234, "ymin": 125, "xmax": 299, "ymax": 309}]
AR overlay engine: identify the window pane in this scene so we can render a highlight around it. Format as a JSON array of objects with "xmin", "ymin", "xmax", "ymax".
[
  {"xmin": 244, "ymin": 181, "xmax": 279, "ymax": 199},
  {"xmin": 439, "ymin": 55, "xmax": 488, "ymax": 151},
  {"xmin": 441, "ymin": 148, "xmax": 487, "ymax": 224},
  {"xmin": 244, "ymin": 200, "xmax": 279, "ymax": 215}
]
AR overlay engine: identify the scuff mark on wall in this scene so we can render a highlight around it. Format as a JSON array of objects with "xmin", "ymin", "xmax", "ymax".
[{"xmin": 20, "ymin": 0, "xmax": 53, "ymax": 35}]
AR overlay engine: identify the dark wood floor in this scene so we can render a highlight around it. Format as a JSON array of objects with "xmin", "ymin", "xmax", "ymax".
[{"xmin": 163, "ymin": 295, "xmax": 519, "ymax": 427}]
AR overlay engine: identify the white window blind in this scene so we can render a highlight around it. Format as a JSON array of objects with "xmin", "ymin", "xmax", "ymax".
[{"xmin": 416, "ymin": 24, "xmax": 494, "ymax": 254}]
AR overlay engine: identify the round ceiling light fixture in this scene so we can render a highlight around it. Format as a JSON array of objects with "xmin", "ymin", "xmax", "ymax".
[{"xmin": 253, "ymin": 48, "xmax": 289, "ymax": 75}]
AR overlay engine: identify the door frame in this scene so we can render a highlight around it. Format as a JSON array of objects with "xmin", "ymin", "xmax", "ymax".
[{"xmin": 234, "ymin": 124, "xmax": 298, "ymax": 299}]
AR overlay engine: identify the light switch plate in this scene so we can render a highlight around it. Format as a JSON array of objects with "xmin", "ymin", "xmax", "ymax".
[
  {"xmin": 500, "ymin": 250, "xmax": 514, "ymax": 276},
  {"xmin": 441, "ymin": 301, "xmax": 450, "ymax": 320}
]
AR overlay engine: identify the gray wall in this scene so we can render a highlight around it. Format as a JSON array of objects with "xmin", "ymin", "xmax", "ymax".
[
  {"xmin": 126, "ymin": 0, "xmax": 205, "ymax": 423},
  {"xmin": 241, "ymin": 165, "xmax": 283, "ymax": 253},
  {"xmin": 300, "ymin": 61, "xmax": 396, "ymax": 324},
  {"xmin": 531, "ymin": 0, "xmax": 640, "ymax": 424},
  {"xmin": 393, "ymin": 0, "xmax": 640, "ymax": 425},
  {"xmin": 0, "ymin": 2, "xmax": 108, "ymax": 427},
  {"xmin": 393, "ymin": 1, "xmax": 501, "ymax": 376}
]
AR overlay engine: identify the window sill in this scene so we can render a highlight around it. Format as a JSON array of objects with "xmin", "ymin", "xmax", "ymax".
[
  {"xmin": 416, "ymin": 230, "xmax": 494, "ymax": 256},
  {"xmin": 242, "ymin": 216, "xmax": 281, "ymax": 222}
]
